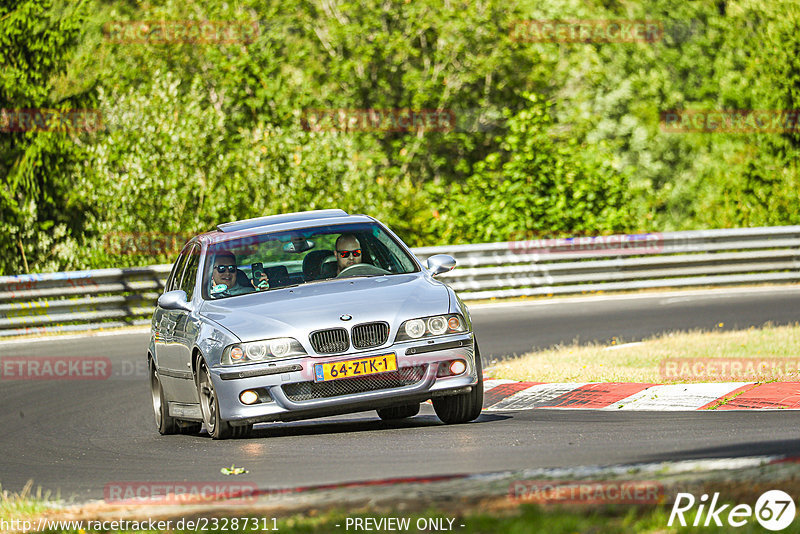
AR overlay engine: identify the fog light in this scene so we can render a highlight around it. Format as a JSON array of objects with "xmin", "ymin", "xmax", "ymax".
[
  {"xmin": 239, "ymin": 390, "xmax": 259, "ymax": 405},
  {"xmin": 450, "ymin": 360, "xmax": 467, "ymax": 375}
]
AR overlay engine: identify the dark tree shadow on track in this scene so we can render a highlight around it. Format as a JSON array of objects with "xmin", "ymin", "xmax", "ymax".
[
  {"xmin": 198, "ymin": 412, "xmax": 512, "ymax": 440},
  {"xmin": 631, "ymin": 438, "xmax": 800, "ymax": 464}
]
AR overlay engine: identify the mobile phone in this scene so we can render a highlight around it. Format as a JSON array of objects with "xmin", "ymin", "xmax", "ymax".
[{"xmin": 251, "ymin": 262, "xmax": 265, "ymax": 281}]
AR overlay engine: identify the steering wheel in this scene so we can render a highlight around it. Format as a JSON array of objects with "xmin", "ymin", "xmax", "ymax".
[{"xmin": 336, "ymin": 263, "xmax": 390, "ymax": 278}]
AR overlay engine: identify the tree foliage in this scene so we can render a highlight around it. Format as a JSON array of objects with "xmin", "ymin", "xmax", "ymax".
[
  {"xmin": 1, "ymin": 0, "xmax": 799, "ymax": 273},
  {"xmin": 1, "ymin": 0, "xmax": 93, "ymax": 274}
]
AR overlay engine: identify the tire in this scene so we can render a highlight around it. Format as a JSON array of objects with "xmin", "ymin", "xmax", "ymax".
[
  {"xmin": 150, "ymin": 360, "xmax": 178, "ymax": 435},
  {"xmin": 197, "ymin": 357, "xmax": 252, "ymax": 439},
  {"xmin": 377, "ymin": 403, "xmax": 420, "ymax": 420},
  {"xmin": 151, "ymin": 360, "xmax": 203, "ymax": 435},
  {"xmin": 432, "ymin": 344, "xmax": 484, "ymax": 424}
]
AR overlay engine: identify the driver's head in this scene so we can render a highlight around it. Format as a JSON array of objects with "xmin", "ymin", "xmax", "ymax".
[
  {"xmin": 335, "ymin": 234, "xmax": 362, "ymax": 273},
  {"xmin": 212, "ymin": 250, "xmax": 237, "ymax": 287}
]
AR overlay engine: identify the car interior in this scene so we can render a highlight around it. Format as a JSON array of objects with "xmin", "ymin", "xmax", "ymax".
[
  {"xmin": 205, "ymin": 225, "xmax": 414, "ymax": 299},
  {"xmin": 301, "ymin": 250, "xmax": 336, "ymax": 281}
]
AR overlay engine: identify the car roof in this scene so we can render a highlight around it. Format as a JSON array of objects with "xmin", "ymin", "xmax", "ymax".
[
  {"xmin": 216, "ymin": 209, "xmax": 349, "ymax": 233},
  {"xmin": 198, "ymin": 211, "xmax": 378, "ymax": 245}
]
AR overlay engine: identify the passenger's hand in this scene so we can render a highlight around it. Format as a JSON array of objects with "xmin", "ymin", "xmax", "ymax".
[{"xmin": 256, "ymin": 273, "xmax": 270, "ymax": 290}]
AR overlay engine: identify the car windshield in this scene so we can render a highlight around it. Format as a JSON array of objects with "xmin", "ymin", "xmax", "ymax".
[{"xmin": 202, "ymin": 222, "xmax": 419, "ymax": 299}]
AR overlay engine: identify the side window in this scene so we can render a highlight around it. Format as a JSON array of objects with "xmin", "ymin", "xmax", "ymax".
[
  {"xmin": 166, "ymin": 249, "xmax": 188, "ymax": 293},
  {"xmin": 179, "ymin": 245, "xmax": 200, "ymax": 300},
  {"xmin": 372, "ymin": 228, "xmax": 416, "ymax": 273}
]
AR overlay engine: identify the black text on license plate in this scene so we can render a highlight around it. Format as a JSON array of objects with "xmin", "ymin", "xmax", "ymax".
[{"xmin": 314, "ymin": 354, "xmax": 397, "ymax": 382}]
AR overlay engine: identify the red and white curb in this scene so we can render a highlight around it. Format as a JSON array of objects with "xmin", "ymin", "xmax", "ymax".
[{"xmin": 483, "ymin": 379, "xmax": 800, "ymax": 410}]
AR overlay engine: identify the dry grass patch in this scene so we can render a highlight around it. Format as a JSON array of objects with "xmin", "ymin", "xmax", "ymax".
[
  {"xmin": 490, "ymin": 323, "xmax": 800, "ymax": 383},
  {"xmin": 0, "ymin": 481, "xmax": 57, "ymax": 521}
]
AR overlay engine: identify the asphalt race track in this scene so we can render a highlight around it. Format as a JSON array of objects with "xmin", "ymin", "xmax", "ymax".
[{"xmin": 1, "ymin": 286, "xmax": 799, "ymax": 501}]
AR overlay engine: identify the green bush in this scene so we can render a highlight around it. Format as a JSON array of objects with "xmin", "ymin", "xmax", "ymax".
[{"xmin": 429, "ymin": 94, "xmax": 636, "ymax": 244}]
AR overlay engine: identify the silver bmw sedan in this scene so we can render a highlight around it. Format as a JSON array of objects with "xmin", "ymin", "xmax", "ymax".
[{"xmin": 149, "ymin": 209, "xmax": 483, "ymax": 439}]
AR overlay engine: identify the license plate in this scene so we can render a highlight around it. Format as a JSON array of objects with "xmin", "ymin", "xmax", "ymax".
[{"xmin": 314, "ymin": 353, "xmax": 397, "ymax": 382}]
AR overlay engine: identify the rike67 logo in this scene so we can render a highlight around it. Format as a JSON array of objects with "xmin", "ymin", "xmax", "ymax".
[{"xmin": 669, "ymin": 490, "xmax": 796, "ymax": 531}]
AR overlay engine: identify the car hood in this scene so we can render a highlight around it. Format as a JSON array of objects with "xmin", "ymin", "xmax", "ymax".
[{"xmin": 199, "ymin": 274, "xmax": 450, "ymax": 344}]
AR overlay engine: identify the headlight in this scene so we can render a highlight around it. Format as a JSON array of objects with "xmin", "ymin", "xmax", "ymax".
[
  {"xmin": 396, "ymin": 314, "xmax": 467, "ymax": 342},
  {"xmin": 230, "ymin": 347, "xmax": 245, "ymax": 362},
  {"xmin": 246, "ymin": 343, "xmax": 267, "ymax": 361},
  {"xmin": 270, "ymin": 338, "xmax": 290, "ymax": 357},
  {"xmin": 221, "ymin": 337, "xmax": 306, "ymax": 365},
  {"xmin": 405, "ymin": 319, "xmax": 426, "ymax": 339},
  {"xmin": 427, "ymin": 316, "xmax": 448, "ymax": 336}
]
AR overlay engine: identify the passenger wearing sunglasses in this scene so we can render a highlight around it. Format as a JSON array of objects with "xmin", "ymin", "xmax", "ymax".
[
  {"xmin": 210, "ymin": 250, "xmax": 264, "ymax": 297},
  {"xmin": 335, "ymin": 234, "xmax": 362, "ymax": 275}
]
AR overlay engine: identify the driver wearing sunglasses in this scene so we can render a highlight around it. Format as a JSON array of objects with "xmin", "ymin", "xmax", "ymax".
[
  {"xmin": 210, "ymin": 250, "xmax": 261, "ymax": 297},
  {"xmin": 335, "ymin": 234, "xmax": 362, "ymax": 275}
]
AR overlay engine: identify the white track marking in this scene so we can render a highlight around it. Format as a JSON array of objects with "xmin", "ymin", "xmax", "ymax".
[
  {"xmin": 603, "ymin": 382, "xmax": 752, "ymax": 410},
  {"xmin": 602, "ymin": 342, "xmax": 644, "ymax": 351},
  {"xmin": 486, "ymin": 382, "xmax": 587, "ymax": 411}
]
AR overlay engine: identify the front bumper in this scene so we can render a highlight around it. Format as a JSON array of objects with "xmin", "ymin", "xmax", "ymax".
[{"xmin": 210, "ymin": 333, "xmax": 477, "ymax": 425}]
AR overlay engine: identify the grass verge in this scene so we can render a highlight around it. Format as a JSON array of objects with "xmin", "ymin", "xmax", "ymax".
[
  {"xmin": 489, "ymin": 322, "xmax": 800, "ymax": 383},
  {"xmin": 1, "ymin": 482, "xmax": 56, "ymax": 522},
  {"xmin": 5, "ymin": 468, "xmax": 798, "ymax": 533}
]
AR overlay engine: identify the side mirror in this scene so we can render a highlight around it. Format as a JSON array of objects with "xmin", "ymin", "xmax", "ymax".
[
  {"xmin": 157, "ymin": 290, "xmax": 192, "ymax": 312},
  {"xmin": 426, "ymin": 254, "xmax": 456, "ymax": 276}
]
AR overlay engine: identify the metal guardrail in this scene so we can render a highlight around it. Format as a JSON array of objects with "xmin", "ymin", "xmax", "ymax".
[{"xmin": 1, "ymin": 226, "xmax": 799, "ymax": 337}]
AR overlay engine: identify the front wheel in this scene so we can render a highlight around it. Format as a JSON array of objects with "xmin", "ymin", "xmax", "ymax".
[
  {"xmin": 197, "ymin": 357, "xmax": 252, "ymax": 439},
  {"xmin": 432, "ymin": 345, "xmax": 484, "ymax": 424}
]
